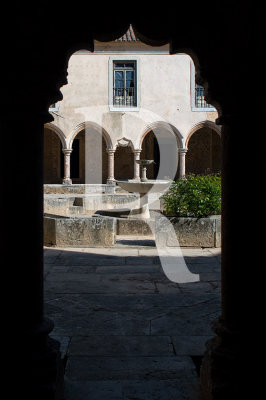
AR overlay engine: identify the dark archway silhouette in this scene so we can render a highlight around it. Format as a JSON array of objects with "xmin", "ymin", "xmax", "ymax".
[{"xmin": 1, "ymin": 7, "xmax": 263, "ymax": 400}]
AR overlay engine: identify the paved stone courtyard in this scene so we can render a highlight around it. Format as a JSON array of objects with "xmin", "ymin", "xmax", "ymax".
[{"xmin": 44, "ymin": 236, "xmax": 221, "ymax": 400}]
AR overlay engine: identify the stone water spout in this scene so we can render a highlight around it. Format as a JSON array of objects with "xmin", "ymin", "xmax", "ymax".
[{"xmin": 136, "ymin": 159, "xmax": 154, "ymax": 182}]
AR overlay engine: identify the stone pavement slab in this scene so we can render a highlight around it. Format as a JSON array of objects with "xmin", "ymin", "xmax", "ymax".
[
  {"xmin": 44, "ymin": 244, "xmax": 221, "ymax": 400},
  {"xmin": 64, "ymin": 378, "xmax": 201, "ymax": 400},
  {"xmin": 69, "ymin": 335, "xmax": 175, "ymax": 356},
  {"xmin": 66, "ymin": 355, "xmax": 197, "ymax": 381}
]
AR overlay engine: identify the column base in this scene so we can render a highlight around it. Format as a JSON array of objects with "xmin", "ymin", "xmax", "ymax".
[
  {"xmin": 107, "ymin": 179, "xmax": 116, "ymax": 185},
  {"xmin": 62, "ymin": 178, "xmax": 72, "ymax": 185},
  {"xmin": 200, "ymin": 318, "xmax": 244, "ymax": 400},
  {"xmin": 18, "ymin": 319, "xmax": 64, "ymax": 400}
]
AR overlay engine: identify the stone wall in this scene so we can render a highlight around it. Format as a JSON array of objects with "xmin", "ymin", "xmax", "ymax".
[
  {"xmin": 44, "ymin": 49, "xmax": 220, "ymax": 184},
  {"xmin": 44, "ymin": 215, "xmax": 116, "ymax": 247},
  {"xmin": 43, "ymin": 184, "xmax": 116, "ymax": 194},
  {"xmin": 155, "ymin": 214, "xmax": 221, "ymax": 247},
  {"xmin": 50, "ymin": 50, "xmax": 218, "ymax": 152}
]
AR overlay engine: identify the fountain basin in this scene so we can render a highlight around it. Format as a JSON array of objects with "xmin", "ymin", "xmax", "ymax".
[
  {"xmin": 116, "ymin": 179, "xmax": 171, "ymax": 194},
  {"xmin": 44, "ymin": 193, "xmax": 139, "ymax": 216},
  {"xmin": 115, "ymin": 179, "xmax": 171, "ymax": 219}
]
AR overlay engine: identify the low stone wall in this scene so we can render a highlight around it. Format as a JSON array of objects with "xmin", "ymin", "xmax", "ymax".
[
  {"xmin": 116, "ymin": 218, "xmax": 154, "ymax": 236},
  {"xmin": 83, "ymin": 194, "xmax": 138, "ymax": 212},
  {"xmin": 44, "ymin": 194, "xmax": 139, "ymax": 216},
  {"xmin": 44, "ymin": 214, "xmax": 116, "ymax": 247},
  {"xmin": 43, "ymin": 206, "xmax": 221, "ymax": 247},
  {"xmin": 44, "ymin": 197, "xmax": 74, "ymax": 215},
  {"xmin": 155, "ymin": 215, "xmax": 221, "ymax": 247},
  {"xmin": 44, "ymin": 184, "xmax": 116, "ymax": 195}
]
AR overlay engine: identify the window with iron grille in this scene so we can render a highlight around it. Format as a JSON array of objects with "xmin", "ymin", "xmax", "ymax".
[
  {"xmin": 190, "ymin": 61, "xmax": 215, "ymax": 111},
  {"xmin": 113, "ymin": 61, "xmax": 137, "ymax": 107},
  {"xmin": 49, "ymin": 102, "xmax": 59, "ymax": 112},
  {"xmin": 195, "ymin": 84, "xmax": 213, "ymax": 108}
]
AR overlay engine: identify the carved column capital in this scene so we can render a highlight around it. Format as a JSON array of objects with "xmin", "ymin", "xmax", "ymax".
[
  {"xmin": 62, "ymin": 148, "xmax": 72, "ymax": 156},
  {"xmin": 178, "ymin": 147, "xmax": 188, "ymax": 154},
  {"xmin": 106, "ymin": 149, "xmax": 116, "ymax": 155}
]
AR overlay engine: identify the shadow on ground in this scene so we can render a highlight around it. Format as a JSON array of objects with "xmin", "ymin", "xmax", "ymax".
[{"xmin": 44, "ymin": 244, "xmax": 221, "ymax": 400}]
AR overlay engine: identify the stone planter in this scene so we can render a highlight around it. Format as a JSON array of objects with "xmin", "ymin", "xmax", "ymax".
[
  {"xmin": 155, "ymin": 214, "xmax": 221, "ymax": 247},
  {"xmin": 44, "ymin": 214, "xmax": 116, "ymax": 247}
]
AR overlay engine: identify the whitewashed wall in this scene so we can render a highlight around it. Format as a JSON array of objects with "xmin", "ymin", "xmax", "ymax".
[{"xmin": 50, "ymin": 40, "xmax": 218, "ymax": 151}]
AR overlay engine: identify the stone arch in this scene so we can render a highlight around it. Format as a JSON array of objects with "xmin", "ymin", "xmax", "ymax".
[
  {"xmin": 185, "ymin": 120, "xmax": 222, "ymax": 175},
  {"xmin": 139, "ymin": 121, "xmax": 183, "ymax": 180},
  {"xmin": 185, "ymin": 120, "xmax": 221, "ymax": 148},
  {"xmin": 68, "ymin": 121, "xmax": 113, "ymax": 150},
  {"xmin": 138, "ymin": 121, "xmax": 184, "ymax": 150},
  {"xmin": 44, "ymin": 122, "xmax": 67, "ymax": 149},
  {"xmin": 68, "ymin": 122, "xmax": 112, "ymax": 184},
  {"xmin": 43, "ymin": 123, "xmax": 66, "ymax": 184}
]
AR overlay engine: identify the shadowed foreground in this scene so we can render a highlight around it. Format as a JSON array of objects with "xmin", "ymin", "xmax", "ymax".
[{"xmin": 44, "ymin": 238, "xmax": 221, "ymax": 400}]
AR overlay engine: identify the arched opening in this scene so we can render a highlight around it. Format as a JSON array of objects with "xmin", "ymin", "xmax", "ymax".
[
  {"xmin": 70, "ymin": 130, "xmax": 85, "ymax": 183},
  {"xmin": 141, "ymin": 131, "xmax": 160, "ymax": 179},
  {"xmin": 44, "ymin": 126, "xmax": 63, "ymax": 184},
  {"xmin": 114, "ymin": 145, "xmax": 134, "ymax": 180},
  {"xmin": 70, "ymin": 126, "xmax": 109, "ymax": 184},
  {"xmin": 140, "ymin": 123, "xmax": 180, "ymax": 180},
  {"xmin": 186, "ymin": 126, "xmax": 221, "ymax": 175}
]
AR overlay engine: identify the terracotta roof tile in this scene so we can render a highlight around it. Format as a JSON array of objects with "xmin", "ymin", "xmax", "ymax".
[{"xmin": 116, "ymin": 25, "xmax": 139, "ymax": 42}]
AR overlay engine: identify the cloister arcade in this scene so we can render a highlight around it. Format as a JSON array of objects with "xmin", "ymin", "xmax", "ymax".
[{"xmin": 44, "ymin": 120, "xmax": 221, "ymax": 184}]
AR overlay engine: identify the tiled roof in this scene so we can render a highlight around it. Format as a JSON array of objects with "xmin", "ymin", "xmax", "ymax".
[{"xmin": 116, "ymin": 25, "xmax": 139, "ymax": 42}]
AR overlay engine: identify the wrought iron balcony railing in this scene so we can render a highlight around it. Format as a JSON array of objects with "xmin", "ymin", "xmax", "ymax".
[
  {"xmin": 113, "ymin": 87, "xmax": 136, "ymax": 107},
  {"xmin": 195, "ymin": 85, "xmax": 213, "ymax": 108}
]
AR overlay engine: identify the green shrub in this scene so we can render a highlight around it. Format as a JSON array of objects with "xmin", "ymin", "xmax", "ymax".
[{"xmin": 162, "ymin": 174, "xmax": 221, "ymax": 218}]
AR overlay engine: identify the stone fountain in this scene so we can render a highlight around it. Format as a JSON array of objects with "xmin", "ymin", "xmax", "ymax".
[
  {"xmin": 116, "ymin": 160, "xmax": 171, "ymax": 219},
  {"xmin": 137, "ymin": 159, "xmax": 153, "ymax": 182}
]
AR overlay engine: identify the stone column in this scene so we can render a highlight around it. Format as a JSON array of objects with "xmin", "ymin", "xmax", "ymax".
[
  {"xmin": 107, "ymin": 149, "xmax": 115, "ymax": 183},
  {"xmin": 133, "ymin": 149, "xmax": 141, "ymax": 180},
  {"xmin": 200, "ymin": 114, "xmax": 263, "ymax": 399},
  {"xmin": 178, "ymin": 148, "xmax": 187, "ymax": 178},
  {"xmin": 62, "ymin": 148, "xmax": 72, "ymax": 185},
  {"xmin": 0, "ymin": 111, "xmax": 64, "ymax": 399}
]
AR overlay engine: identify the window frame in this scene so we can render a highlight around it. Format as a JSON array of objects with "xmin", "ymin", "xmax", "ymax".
[
  {"xmin": 109, "ymin": 56, "xmax": 140, "ymax": 112},
  {"xmin": 49, "ymin": 102, "xmax": 59, "ymax": 112},
  {"xmin": 190, "ymin": 61, "xmax": 216, "ymax": 112}
]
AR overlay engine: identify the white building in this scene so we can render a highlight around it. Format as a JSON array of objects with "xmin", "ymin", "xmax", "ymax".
[{"xmin": 44, "ymin": 25, "xmax": 221, "ymax": 185}]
